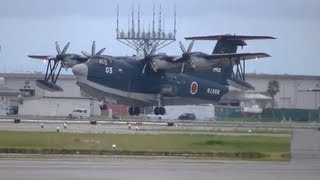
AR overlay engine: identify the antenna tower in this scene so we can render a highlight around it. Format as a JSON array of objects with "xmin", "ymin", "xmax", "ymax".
[{"xmin": 116, "ymin": 4, "xmax": 176, "ymax": 54}]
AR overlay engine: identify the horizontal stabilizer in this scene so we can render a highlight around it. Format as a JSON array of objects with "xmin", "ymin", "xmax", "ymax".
[
  {"xmin": 204, "ymin": 52, "xmax": 270, "ymax": 61},
  {"xmin": 227, "ymin": 78, "xmax": 255, "ymax": 91},
  {"xmin": 185, "ymin": 34, "xmax": 276, "ymax": 41},
  {"xmin": 200, "ymin": 52, "xmax": 271, "ymax": 67}
]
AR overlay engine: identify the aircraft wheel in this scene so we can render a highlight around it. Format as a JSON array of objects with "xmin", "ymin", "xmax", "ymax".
[
  {"xmin": 133, "ymin": 107, "xmax": 140, "ymax": 115},
  {"xmin": 128, "ymin": 107, "xmax": 135, "ymax": 116},
  {"xmin": 154, "ymin": 106, "xmax": 160, "ymax": 115},
  {"xmin": 159, "ymin": 106, "xmax": 166, "ymax": 115}
]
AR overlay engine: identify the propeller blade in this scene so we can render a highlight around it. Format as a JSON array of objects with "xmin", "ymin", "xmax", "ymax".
[
  {"xmin": 61, "ymin": 42, "xmax": 70, "ymax": 54},
  {"xmin": 61, "ymin": 61, "xmax": 68, "ymax": 69},
  {"xmin": 172, "ymin": 56, "xmax": 181, "ymax": 62},
  {"xmin": 91, "ymin": 41, "xmax": 96, "ymax": 55},
  {"xmin": 55, "ymin": 42, "xmax": 61, "ymax": 54},
  {"xmin": 96, "ymin": 48, "xmax": 106, "ymax": 55},
  {"xmin": 179, "ymin": 41, "xmax": 186, "ymax": 54},
  {"xmin": 81, "ymin": 51, "xmax": 91, "ymax": 57},
  {"xmin": 187, "ymin": 40, "xmax": 194, "ymax": 53},
  {"xmin": 181, "ymin": 62, "xmax": 186, "ymax": 73},
  {"xmin": 141, "ymin": 63, "xmax": 147, "ymax": 74},
  {"xmin": 189, "ymin": 58, "xmax": 196, "ymax": 69}
]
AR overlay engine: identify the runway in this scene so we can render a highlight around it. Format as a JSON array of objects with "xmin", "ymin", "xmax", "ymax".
[{"xmin": 0, "ymin": 158, "xmax": 319, "ymax": 180}]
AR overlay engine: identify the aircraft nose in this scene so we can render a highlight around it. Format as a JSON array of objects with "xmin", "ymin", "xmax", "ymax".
[{"xmin": 72, "ymin": 63, "xmax": 88, "ymax": 76}]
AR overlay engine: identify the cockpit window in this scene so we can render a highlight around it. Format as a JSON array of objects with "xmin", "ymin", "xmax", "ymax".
[
  {"xmin": 89, "ymin": 58, "xmax": 110, "ymax": 65},
  {"xmin": 89, "ymin": 58, "xmax": 100, "ymax": 63},
  {"xmin": 99, "ymin": 59, "xmax": 106, "ymax": 65}
]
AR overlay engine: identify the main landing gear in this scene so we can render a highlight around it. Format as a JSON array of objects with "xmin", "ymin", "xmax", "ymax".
[
  {"xmin": 154, "ymin": 106, "xmax": 166, "ymax": 115},
  {"xmin": 128, "ymin": 106, "xmax": 140, "ymax": 116},
  {"xmin": 128, "ymin": 106, "xmax": 166, "ymax": 116},
  {"xmin": 128, "ymin": 94, "xmax": 166, "ymax": 116}
]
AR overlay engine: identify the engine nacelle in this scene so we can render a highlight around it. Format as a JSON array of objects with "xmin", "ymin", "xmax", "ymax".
[
  {"xmin": 188, "ymin": 56, "xmax": 218, "ymax": 69},
  {"xmin": 150, "ymin": 59, "xmax": 181, "ymax": 71},
  {"xmin": 62, "ymin": 58, "xmax": 81, "ymax": 68}
]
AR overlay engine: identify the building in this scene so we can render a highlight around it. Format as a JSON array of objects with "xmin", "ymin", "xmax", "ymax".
[
  {"xmin": 0, "ymin": 73, "xmax": 101, "ymax": 117},
  {"xmin": 246, "ymin": 74, "xmax": 320, "ymax": 109}
]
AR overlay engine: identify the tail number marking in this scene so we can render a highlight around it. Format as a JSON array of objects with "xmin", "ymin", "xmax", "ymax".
[
  {"xmin": 212, "ymin": 68, "xmax": 221, "ymax": 72},
  {"xmin": 207, "ymin": 88, "xmax": 220, "ymax": 95}
]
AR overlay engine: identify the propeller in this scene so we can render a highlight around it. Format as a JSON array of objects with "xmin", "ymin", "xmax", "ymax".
[
  {"xmin": 175, "ymin": 40, "xmax": 195, "ymax": 72},
  {"xmin": 27, "ymin": 41, "xmax": 74, "ymax": 92},
  {"xmin": 28, "ymin": 42, "xmax": 72, "ymax": 68},
  {"xmin": 141, "ymin": 46, "xmax": 159, "ymax": 73},
  {"xmin": 55, "ymin": 42, "xmax": 71, "ymax": 68},
  {"xmin": 81, "ymin": 41, "xmax": 106, "ymax": 58}
]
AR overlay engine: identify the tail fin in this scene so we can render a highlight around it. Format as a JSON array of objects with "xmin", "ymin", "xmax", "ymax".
[
  {"xmin": 185, "ymin": 34, "xmax": 276, "ymax": 54},
  {"xmin": 185, "ymin": 34, "xmax": 275, "ymax": 90},
  {"xmin": 212, "ymin": 38, "xmax": 246, "ymax": 54}
]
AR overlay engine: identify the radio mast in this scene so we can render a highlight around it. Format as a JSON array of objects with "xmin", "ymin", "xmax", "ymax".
[{"xmin": 116, "ymin": 4, "xmax": 176, "ymax": 54}]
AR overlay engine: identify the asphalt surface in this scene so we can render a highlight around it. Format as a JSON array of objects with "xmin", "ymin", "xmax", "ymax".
[
  {"xmin": 0, "ymin": 158, "xmax": 319, "ymax": 180},
  {"xmin": 291, "ymin": 129, "xmax": 320, "ymax": 162}
]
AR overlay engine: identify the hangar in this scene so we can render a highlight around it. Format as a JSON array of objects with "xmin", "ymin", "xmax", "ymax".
[{"xmin": 246, "ymin": 74, "xmax": 320, "ymax": 109}]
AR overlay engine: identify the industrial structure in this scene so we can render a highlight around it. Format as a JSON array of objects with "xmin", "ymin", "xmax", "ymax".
[{"xmin": 116, "ymin": 4, "xmax": 176, "ymax": 54}]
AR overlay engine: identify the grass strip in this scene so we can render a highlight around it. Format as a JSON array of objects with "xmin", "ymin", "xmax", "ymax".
[{"xmin": 0, "ymin": 131, "xmax": 290, "ymax": 161}]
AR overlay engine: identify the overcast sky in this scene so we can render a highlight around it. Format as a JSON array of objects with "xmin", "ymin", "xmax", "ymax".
[{"xmin": 0, "ymin": 0, "xmax": 319, "ymax": 75}]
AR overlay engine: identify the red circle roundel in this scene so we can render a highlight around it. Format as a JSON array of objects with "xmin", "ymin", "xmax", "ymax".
[{"xmin": 190, "ymin": 81, "xmax": 198, "ymax": 95}]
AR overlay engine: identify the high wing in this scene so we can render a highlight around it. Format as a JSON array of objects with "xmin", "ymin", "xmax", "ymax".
[
  {"xmin": 28, "ymin": 55, "xmax": 55, "ymax": 60},
  {"xmin": 147, "ymin": 52, "xmax": 270, "ymax": 72}
]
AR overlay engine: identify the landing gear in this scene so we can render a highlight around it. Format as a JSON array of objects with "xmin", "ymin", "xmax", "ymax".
[
  {"xmin": 154, "ymin": 106, "xmax": 166, "ymax": 115},
  {"xmin": 128, "ymin": 106, "xmax": 140, "ymax": 116},
  {"xmin": 153, "ymin": 92, "xmax": 166, "ymax": 115}
]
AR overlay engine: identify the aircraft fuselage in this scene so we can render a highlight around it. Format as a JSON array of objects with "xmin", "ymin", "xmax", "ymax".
[{"xmin": 72, "ymin": 56, "xmax": 229, "ymax": 107}]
